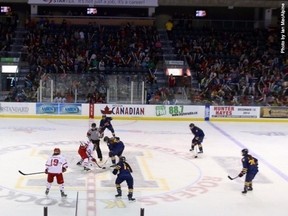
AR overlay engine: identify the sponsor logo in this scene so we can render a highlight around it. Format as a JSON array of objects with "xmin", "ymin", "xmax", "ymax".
[
  {"xmin": 0, "ymin": 103, "xmax": 29, "ymax": 113},
  {"xmin": 101, "ymin": 105, "xmax": 145, "ymax": 116},
  {"xmin": 61, "ymin": 106, "xmax": 80, "ymax": 114},
  {"xmin": 38, "ymin": 105, "xmax": 56, "ymax": 114}
]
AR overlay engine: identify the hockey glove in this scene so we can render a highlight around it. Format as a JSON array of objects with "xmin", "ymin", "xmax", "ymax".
[
  {"xmin": 109, "ymin": 151, "xmax": 114, "ymax": 157},
  {"xmin": 45, "ymin": 169, "xmax": 48, "ymax": 174},
  {"xmin": 62, "ymin": 167, "xmax": 67, "ymax": 173},
  {"xmin": 112, "ymin": 169, "xmax": 118, "ymax": 175},
  {"xmin": 238, "ymin": 172, "xmax": 244, "ymax": 177}
]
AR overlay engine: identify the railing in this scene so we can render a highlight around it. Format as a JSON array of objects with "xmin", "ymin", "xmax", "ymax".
[
  {"xmin": 36, "ymin": 72, "xmax": 148, "ymax": 104},
  {"xmin": 30, "ymin": 15, "xmax": 155, "ymax": 26},
  {"xmin": 2, "ymin": 70, "xmax": 286, "ymax": 107}
]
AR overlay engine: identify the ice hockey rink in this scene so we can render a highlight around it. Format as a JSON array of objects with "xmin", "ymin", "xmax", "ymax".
[{"xmin": 0, "ymin": 118, "xmax": 287, "ymax": 216}]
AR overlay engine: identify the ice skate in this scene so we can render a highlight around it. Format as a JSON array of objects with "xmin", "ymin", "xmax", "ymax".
[
  {"xmin": 61, "ymin": 190, "xmax": 67, "ymax": 197},
  {"xmin": 45, "ymin": 188, "xmax": 49, "ymax": 196},
  {"xmin": 242, "ymin": 186, "xmax": 248, "ymax": 194},
  {"xmin": 115, "ymin": 188, "xmax": 122, "ymax": 198},
  {"xmin": 115, "ymin": 193, "xmax": 122, "ymax": 198},
  {"xmin": 128, "ymin": 197, "xmax": 136, "ymax": 201},
  {"xmin": 84, "ymin": 167, "xmax": 91, "ymax": 171},
  {"xmin": 247, "ymin": 186, "xmax": 253, "ymax": 191},
  {"xmin": 128, "ymin": 195, "xmax": 136, "ymax": 201}
]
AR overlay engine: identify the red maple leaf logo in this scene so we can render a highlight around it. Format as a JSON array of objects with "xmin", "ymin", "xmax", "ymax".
[{"xmin": 101, "ymin": 106, "xmax": 113, "ymax": 114}]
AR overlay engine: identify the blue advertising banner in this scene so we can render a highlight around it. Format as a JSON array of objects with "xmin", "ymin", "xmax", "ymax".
[
  {"xmin": 36, "ymin": 103, "xmax": 82, "ymax": 115},
  {"xmin": 59, "ymin": 104, "xmax": 82, "ymax": 115}
]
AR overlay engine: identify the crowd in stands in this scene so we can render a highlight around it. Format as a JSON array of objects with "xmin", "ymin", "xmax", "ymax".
[
  {"xmin": 2, "ymin": 13, "xmax": 288, "ymax": 106},
  {"xmin": 18, "ymin": 18, "xmax": 162, "ymax": 103},
  {"xmin": 0, "ymin": 21, "xmax": 15, "ymax": 53},
  {"xmin": 168, "ymin": 15, "xmax": 288, "ymax": 106}
]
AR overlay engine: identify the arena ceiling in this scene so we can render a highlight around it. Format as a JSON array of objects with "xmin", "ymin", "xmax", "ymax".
[{"xmin": 0, "ymin": 0, "xmax": 285, "ymax": 8}]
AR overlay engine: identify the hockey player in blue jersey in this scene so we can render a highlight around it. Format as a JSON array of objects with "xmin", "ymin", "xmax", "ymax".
[
  {"xmin": 238, "ymin": 148, "xmax": 259, "ymax": 194},
  {"xmin": 112, "ymin": 156, "xmax": 135, "ymax": 201},
  {"xmin": 189, "ymin": 123, "xmax": 205, "ymax": 155},
  {"xmin": 99, "ymin": 114, "xmax": 115, "ymax": 137},
  {"xmin": 104, "ymin": 136, "xmax": 125, "ymax": 167}
]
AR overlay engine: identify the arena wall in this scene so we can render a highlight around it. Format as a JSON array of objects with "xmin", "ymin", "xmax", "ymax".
[{"xmin": 0, "ymin": 102, "xmax": 288, "ymax": 122}]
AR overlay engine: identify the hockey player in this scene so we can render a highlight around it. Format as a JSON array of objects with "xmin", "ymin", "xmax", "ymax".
[
  {"xmin": 112, "ymin": 156, "xmax": 135, "ymax": 201},
  {"xmin": 189, "ymin": 123, "xmax": 205, "ymax": 156},
  {"xmin": 99, "ymin": 114, "xmax": 115, "ymax": 137},
  {"xmin": 238, "ymin": 148, "xmax": 259, "ymax": 194},
  {"xmin": 77, "ymin": 141, "xmax": 96, "ymax": 171},
  {"xmin": 87, "ymin": 123, "xmax": 102, "ymax": 161},
  {"xmin": 103, "ymin": 136, "xmax": 125, "ymax": 167},
  {"xmin": 45, "ymin": 148, "xmax": 68, "ymax": 197}
]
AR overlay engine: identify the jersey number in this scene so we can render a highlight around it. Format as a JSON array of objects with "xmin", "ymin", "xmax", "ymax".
[{"xmin": 48, "ymin": 159, "xmax": 59, "ymax": 167}]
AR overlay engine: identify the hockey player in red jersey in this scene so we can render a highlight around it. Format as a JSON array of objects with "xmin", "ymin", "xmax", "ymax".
[{"xmin": 77, "ymin": 141, "xmax": 96, "ymax": 171}]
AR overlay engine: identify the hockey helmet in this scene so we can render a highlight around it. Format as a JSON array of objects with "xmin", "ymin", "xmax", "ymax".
[
  {"xmin": 91, "ymin": 123, "xmax": 96, "ymax": 128},
  {"xmin": 241, "ymin": 148, "xmax": 248, "ymax": 156},
  {"xmin": 53, "ymin": 148, "xmax": 61, "ymax": 155},
  {"xmin": 103, "ymin": 136, "xmax": 109, "ymax": 142},
  {"xmin": 189, "ymin": 123, "xmax": 195, "ymax": 128}
]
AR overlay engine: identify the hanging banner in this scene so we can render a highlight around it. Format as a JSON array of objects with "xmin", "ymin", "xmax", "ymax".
[{"xmin": 28, "ymin": 0, "xmax": 158, "ymax": 7}]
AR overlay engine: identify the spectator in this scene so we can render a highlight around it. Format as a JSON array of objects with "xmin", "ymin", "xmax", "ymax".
[
  {"xmin": 168, "ymin": 74, "xmax": 176, "ymax": 93},
  {"xmin": 165, "ymin": 19, "xmax": 174, "ymax": 40}
]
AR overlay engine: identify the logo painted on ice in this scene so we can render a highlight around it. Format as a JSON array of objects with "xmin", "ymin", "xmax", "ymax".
[{"xmin": 0, "ymin": 141, "xmax": 222, "ymax": 209}]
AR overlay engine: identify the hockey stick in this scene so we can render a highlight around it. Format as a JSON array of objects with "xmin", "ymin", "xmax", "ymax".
[
  {"xmin": 228, "ymin": 175, "xmax": 239, "ymax": 180},
  {"xmin": 98, "ymin": 157, "xmax": 116, "ymax": 169},
  {"xmin": 92, "ymin": 158, "xmax": 107, "ymax": 169},
  {"xmin": 99, "ymin": 157, "xmax": 110, "ymax": 169},
  {"xmin": 18, "ymin": 170, "xmax": 45, "ymax": 176},
  {"xmin": 102, "ymin": 157, "xmax": 109, "ymax": 166}
]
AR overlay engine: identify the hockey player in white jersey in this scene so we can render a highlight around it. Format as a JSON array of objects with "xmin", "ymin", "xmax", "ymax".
[{"xmin": 45, "ymin": 148, "xmax": 68, "ymax": 197}]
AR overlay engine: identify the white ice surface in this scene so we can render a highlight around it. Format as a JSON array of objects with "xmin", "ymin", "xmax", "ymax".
[{"xmin": 0, "ymin": 118, "xmax": 287, "ymax": 216}]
